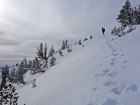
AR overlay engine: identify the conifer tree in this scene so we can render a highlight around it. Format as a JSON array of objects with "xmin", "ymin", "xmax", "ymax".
[
  {"xmin": 117, "ymin": 0, "xmax": 133, "ymax": 27},
  {"xmin": 65, "ymin": 39, "xmax": 68, "ymax": 48},
  {"xmin": 43, "ymin": 59, "xmax": 48, "ymax": 70},
  {"xmin": 0, "ymin": 66, "xmax": 19, "ymax": 105},
  {"xmin": 23, "ymin": 57, "xmax": 28, "ymax": 71},
  {"xmin": 9, "ymin": 67, "xmax": 17, "ymax": 83},
  {"xmin": 0, "ymin": 66, "xmax": 7, "ymax": 105},
  {"xmin": 17, "ymin": 61, "xmax": 26, "ymax": 84},
  {"xmin": 35, "ymin": 57, "xmax": 40, "ymax": 73},
  {"xmin": 48, "ymin": 45, "xmax": 54, "ymax": 57},
  {"xmin": 28, "ymin": 60, "xmax": 33, "ymax": 70},
  {"xmin": 137, "ymin": 5, "xmax": 140, "ymax": 24},
  {"xmin": 32, "ymin": 59, "xmax": 37, "ymax": 74},
  {"xmin": 133, "ymin": 7, "xmax": 138, "ymax": 24},
  {"xmin": 44, "ymin": 43, "xmax": 47, "ymax": 60},
  {"xmin": 37, "ymin": 43, "xmax": 44, "ymax": 60},
  {"xmin": 62, "ymin": 41, "xmax": 65, "ymax": 50},
  {"xmin": 2, "ymin": 84, "xmax": 19, "ymax": 105}
]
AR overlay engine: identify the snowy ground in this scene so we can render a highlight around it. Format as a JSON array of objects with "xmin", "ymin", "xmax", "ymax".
[{"xmin": 17, "ymin": 26, "xmax": 140, "ymax": 105}]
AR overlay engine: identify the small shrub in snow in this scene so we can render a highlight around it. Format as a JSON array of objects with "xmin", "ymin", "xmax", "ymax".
[
  {"xmin": 50, "ymin": 56, "xmax": 56, "ymax": 66},
  {"xmin": 67, "ymin": 45, "xmax": 72, "ymax": 53},
  {"xmin": 48, "ymin": 45, "xmax": 55, "ymax": 57},
  {"xmin": 58, "ymin": 48, "xmax": 63, "ymax": 56},
  {"xmin": 83, "ymin": 38, "xmax": 87, "ymax": 41},
  {"xmin": 78, "ymin": 39, "xmax": 82, "ymax": 45},
  {"xmin": 32, "ymin": 79, "xmax": 36, "ymax": 88},
  {"xmin": 111, "ymin": 26, "xmax": 125, "ymax": 37}
]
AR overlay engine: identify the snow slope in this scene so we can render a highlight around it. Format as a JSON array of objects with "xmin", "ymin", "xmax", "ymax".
[{"xmin": 17, "ymin": 26, "xmax": 140, "ymax": 105}]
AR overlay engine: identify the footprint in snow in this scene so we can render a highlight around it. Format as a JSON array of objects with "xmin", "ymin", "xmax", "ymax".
[
  {"xmin": 111, "ymin": 84, "xmax": 125, "ymax": 95},
  {"xmin": 108, "ymin": 72, "xmax": 117, "ymax": 77},
  {"xmin": 110, "ymin": 62, "xmax": 115, "ymax": 65},
  {"xmin": 112, "ymin": 49, "xmax": 117, "ymax": 52},
  {"xmin": 121, "ymin": 54, "xmax": 124, "ymax": 56},
  {"xmin": 122, "ymin": 66, "xmax": 127, "ymax": 69},
  {"xmin": 100, "ymin": 69, "xmax": 109, "ymax": 76},
  {"xmin": 95, "ymin": 74, "xmax": 99, "ymax": 77},
  {"xmin": 105, "ymin": 56, "xmax": 107, "ymax": 58},
  {"xmin": 113, "ymin": 53, "xmax": 118, "ymax": 56},
  {"xmin": 126, "ymin": 84, "xmax": 138, "ymax": 92},
  {"xmin": 104, "ymin": 80, "xmax": 116, "ymax": 86},
  {"xmin": 87, "ymin": 103, "xmax": 94, "ymax": 105},
  {"xmin": 93, "ymin": 87, "xmax": 97, "ymax": 91},
  {"xmin": 123, "ymin": 61, "xmax": 127, "ymax": 63},
  {"xmin": 111, "ymin": 58, "xmax": 116, "ymax": 61},
  {"xmin": 102, "ymin": 99, "xmax": 118, "ymax": 105},
  {"xmin": 99, "ymin": 63, "xmax": 102, "ymax": 66}
]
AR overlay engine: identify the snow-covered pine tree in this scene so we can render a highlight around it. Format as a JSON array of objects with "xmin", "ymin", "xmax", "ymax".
[
  {"xmin": 17, "ymin": 61, "xmax": 26, "ymax": 84},
  {"xmin": 32, "ymin": 79, "xmax": 36, "ymax": 88},
  {"xmin": 78, "ymin": 39, "xmax": 82, "ymax": 45},
  {"xmin": 65, "ymin": 39, "xmax": 68, "ymax": 48},
  {"xmin": 9, "ymin": 67, "xmax": 17, "ymax": 83},
  {"xmin": 50, "ymin": 56, "xmax": 56, "ymax": 66},
  {"xmin": 32, "ymin": 59, "xmax": 37, "ymax": 74},
  {"xmin": 48, "ymin": 45, "xmax": 54, "ymax": 57},
  {"xmin": 0, "ymin": 66, "xmax": 19, "ymax": 105},
  {"xmin": 23, "ymin": 57, "xmax": 28, "ymax": 71},
  {"xmin": 133, "ymin": 7, "xmax": 138, "ymax": 24},
  {"xmin": 28, "ymin": 60, "xmax": 33, "ymax": 70},
  {"xmin": 44, "ymin": 43, "xmax": 47, "ymax": 60},
  {"xmin": 2, "ymin": 84, "xmax": 19, "ymax": 105},
  {"xmin": 137, "ymin": 5, "xmax": 140, "ymax": 24},
  {"xmin": 37, "ymin": 43, "xmax": 44, "ymax": 60},
  {"xmin": 0, "ymin": 66, "xmax": 7, "ymax": 105},
  {"xmin": 58, "ymin": 48, "xmax": 63, "ymax": 56},
  {"xmin": 62, "ymin": 40, "xmax": 65, "ymax": 50},
  {"xmin": 35, "ymin": 57, "xmax": 41, "ymax": 73},
  {"xmin": 44, "ymin": 59, "xmax": 48, "ymax": 69},
  {"xmin": 116, "ymin": 0, "xmax": 133, "ymax": 27}
]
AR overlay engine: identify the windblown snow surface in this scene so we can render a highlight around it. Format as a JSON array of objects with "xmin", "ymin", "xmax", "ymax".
[{"xmin": 17, "ymin": 26, "xmax": 140, "ymax": 105}]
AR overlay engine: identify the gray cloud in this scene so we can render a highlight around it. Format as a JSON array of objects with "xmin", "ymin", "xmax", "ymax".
[{"xmin": 0, "ymin": 31, "xmax": 5, "ymax": 37}]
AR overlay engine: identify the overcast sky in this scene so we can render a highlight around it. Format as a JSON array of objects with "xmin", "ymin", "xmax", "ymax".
[{"xmin": 0, "ymin": 0, "xmax": 139, "ymax": 66}]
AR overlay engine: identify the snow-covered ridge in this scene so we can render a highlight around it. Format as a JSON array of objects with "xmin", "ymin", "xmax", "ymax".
[{"xmin": 17, "ymin": 26, "xmax": 140, "ymax": 105}]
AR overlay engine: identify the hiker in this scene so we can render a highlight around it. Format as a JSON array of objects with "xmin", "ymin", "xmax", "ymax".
[{"xmin": 102, "ymin": 27, "xmax": 105, "ymax": 35}]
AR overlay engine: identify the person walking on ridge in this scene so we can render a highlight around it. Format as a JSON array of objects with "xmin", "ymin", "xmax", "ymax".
[{"xmin": 102, "ymin": 27, "xmax": 105, "ymax": 35}]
